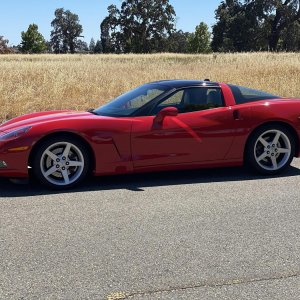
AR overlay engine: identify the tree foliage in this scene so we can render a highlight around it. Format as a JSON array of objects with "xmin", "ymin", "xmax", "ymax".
[
  {"xmin": 0, "ymin": 36, "xmax": 10, "ymax": 54},
  {"xmin": 212, "ymin": 0, "xmax": 263, "ymax": 52},
  {"xmin": 100, "ymin": 0, "xmax": 176, "ymax": 53},
  {"xmin": 188, "ymin": 22, "xmax": 211, "ymax": 53},
  {"xmin": 280, "ymin": 21, "xmax": 300, "ymax": 50},
  {"xmin": 19, "ymin": 24, "xmax": 47, "ymax": 53},
  {"xmin": 89, "ymin": 38, "xmax": 96, "ymax": 53},
  {"xmin": 94, "ymin": 40, "xmax": 103, "ymax": 53},
  {"xmin": 212, "ymin": 0, "xmax": 300, "ymax": 52},
  {"xmin": 246, "ymin": 0, "xmax": 300, "ymax": 50},
  {"xmin": 3, "ymin": 1, "xmax": 300, "ymax": 54},
  {"xmin": 100, "ymin": 13, "xmax": 115, "ymax": 53},
  {"xmin": 76, "ymin": 40, "xmax": 89, "ymax": 53},
  {"xmin": 166, "ymin": 30, "xmax": 191, "ymax": 53},
  {"xmin": 50, "ymin": 8, "xmax": 83, "ymax": 53}
]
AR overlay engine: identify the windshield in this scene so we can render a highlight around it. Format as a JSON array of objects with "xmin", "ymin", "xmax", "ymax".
[{"xmin": 94, "ymin": 84, "xmax": 170, "ymax": 116}]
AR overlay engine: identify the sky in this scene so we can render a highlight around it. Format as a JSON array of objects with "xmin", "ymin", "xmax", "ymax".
[{"xmin": 0, "ymin": 0, "xmax": 222, "ymax": 46}]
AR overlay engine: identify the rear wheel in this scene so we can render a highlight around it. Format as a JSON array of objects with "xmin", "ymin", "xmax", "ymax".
[
  {"xmin": 32, "ymin": 135, "xmax": 91, "ymax": 189},
  {"xmin": 246, "ymin": 125, "xmax": 295, "ymax": 175}
]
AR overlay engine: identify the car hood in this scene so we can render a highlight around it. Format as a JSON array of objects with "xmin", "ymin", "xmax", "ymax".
[{"xmin": 0, "ymin": 110, "xmax": 97, "ymax": 133}]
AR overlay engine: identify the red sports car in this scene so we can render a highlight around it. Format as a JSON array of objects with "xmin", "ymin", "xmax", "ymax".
[{"xmin": 0, "ymin": 80, "xmax": 299, "ymax": 189}]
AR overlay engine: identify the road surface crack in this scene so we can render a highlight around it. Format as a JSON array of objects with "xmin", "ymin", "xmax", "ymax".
[{"xmin": 107, "ymin": 271, "xmax": 300, "ymax": 299}]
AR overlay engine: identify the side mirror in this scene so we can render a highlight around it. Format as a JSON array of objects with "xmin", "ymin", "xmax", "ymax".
[{"xmin": 154, "ymin": 107, "xmax": 178, "ymax": 124}]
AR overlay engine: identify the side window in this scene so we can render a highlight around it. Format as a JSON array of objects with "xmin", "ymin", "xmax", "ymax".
[
  {"xmin": 125, "ymin": 88, "xmax": 166, "ymax": 109},
  {"xmin": 160, "ymin": 90, "xmax": 184, "ymax": 107},
  {"xmin": 153, "ymin": 87, "xmax": 224, "ymax": 114},
  {"xmin": 228, "ymin": 85, "xmax": 279, "ymax": 104},
  {"xmin": 154, "ymin": 90, "xmax": 184, "ymax": 113}
]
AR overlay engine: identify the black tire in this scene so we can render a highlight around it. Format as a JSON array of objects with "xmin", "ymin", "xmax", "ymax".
[
  {"xmin": 245, "ymin": 124, "xmax": 295, "ymax": 175},
  {"xmin": 32, "ymin": 135, "xmax": 91, "ymax": 189}
]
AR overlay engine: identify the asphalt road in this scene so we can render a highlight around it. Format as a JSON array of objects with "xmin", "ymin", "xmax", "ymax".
[{"xmin": 1, "ymin": 160, "xmax": 300, "ymax": 300}]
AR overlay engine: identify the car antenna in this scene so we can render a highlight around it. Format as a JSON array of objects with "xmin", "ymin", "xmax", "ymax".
[{"xmin": 204, "ymin": 78, "xmax": 210, "ymax": 81}]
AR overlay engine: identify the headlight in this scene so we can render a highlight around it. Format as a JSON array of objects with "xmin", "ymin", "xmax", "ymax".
[{"xmin": 0, "ymin": 126, "xmax": 32, "ymax": 141}]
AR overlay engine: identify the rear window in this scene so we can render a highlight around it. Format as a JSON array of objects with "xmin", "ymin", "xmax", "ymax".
[{"xmin": 229, "ymin": 85, "xmax": 280, "ymax": 104}]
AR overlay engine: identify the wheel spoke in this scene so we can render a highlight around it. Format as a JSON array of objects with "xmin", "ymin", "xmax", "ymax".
[
  {"xmin": 272, "ymin": 132, "xmax": 281, "ymax": 145},
  {"xmin": 257, "ymin": 152, "xmax": 268, "ymax": 162},
  {"xmin": 277, "ymin": 148, "xmax": 289, "ymax": 154},
  {"xmin": 259, "ymin": 137, "xmax": 269, "ymax": 148},
  {"xmin": 255, "ymin": 129, "xmax": 292, "ymax": 172},
  {"xmin": 45, "ymin": 150, "xmax": 58, "ymax": 162},
  {"xmin": 44, "ymin": 166, "xmax": 57, "ymax": 177},
  {"xmin": 41, "ymin": 141, "xmax": 86, "ymax": 186},
  {"xmin": 271, "ymin": 156, "xmax": 278, "ymax": 170},
  {"xmin": 61, "ymin": 169, "xmax": 70, "ymax": 184},
  {"xmin": 62, "ymin": 143, "xmax": 72, "ymax": 159},
  {"xmin": 68, "ymin": 161, "xmax": 84, "ymax": 167}
]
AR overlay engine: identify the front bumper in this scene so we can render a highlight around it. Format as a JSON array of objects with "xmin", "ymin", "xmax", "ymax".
[
  {"xmin": 0, "ymin": 141, "xmax": 30, "ymax": 178},
  {"xmin": 0, "ymin": 160, "xmax": 7, "ymax": 169}
]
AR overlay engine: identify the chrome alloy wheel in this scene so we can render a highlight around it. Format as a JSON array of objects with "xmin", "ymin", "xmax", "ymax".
[
  {"xmin": 254, "ymin": 129, "xmax": 291, "ymax": 171},
  {"xmin": 40, "ymin": 142, "xmax": 85, "ymax": 186}
]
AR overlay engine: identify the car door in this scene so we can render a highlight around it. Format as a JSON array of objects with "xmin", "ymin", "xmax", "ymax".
[{"xmin": 131, "ymin": 87, "xmax": 238, "ymax": 168}]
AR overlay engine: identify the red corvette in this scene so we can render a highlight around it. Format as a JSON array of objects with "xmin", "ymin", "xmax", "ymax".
[{"xmin": 0, "ymin": 79, "xmax": 299, "ymax": 189}]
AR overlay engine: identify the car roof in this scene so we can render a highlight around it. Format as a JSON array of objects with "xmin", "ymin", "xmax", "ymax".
[{"xmin": 149, "ymin": 79, "xmax": 220, "ymax": 89}]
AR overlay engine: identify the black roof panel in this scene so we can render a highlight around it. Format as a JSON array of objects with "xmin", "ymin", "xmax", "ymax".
[{"xmin": 150, "ymin": 79, "xmax": 220, "ymax": 88}]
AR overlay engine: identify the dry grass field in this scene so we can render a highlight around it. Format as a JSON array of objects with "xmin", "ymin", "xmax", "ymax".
[{"xmin": 0, "ymin": 52, "xmax": 300, "ymax": 122}]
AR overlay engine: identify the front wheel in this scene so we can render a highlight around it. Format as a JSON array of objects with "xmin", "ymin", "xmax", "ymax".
[
  {"xmin": 246, "ymin": 125, "xmax": 295, "ymax": 175},
  {"xmin": 32, "ymin": 135, "xmax": 91, "ymax": 189}
]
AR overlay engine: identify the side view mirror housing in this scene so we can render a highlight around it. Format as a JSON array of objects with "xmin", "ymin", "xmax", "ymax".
[{"xmin": 154, "ymin": 107, "xmax": 178, "ymax": 124}]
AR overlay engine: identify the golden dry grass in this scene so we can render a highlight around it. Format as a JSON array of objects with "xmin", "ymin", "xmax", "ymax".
[{"xmin": 0, "ymin": 52, "xmax": 300, "ymax": 122}]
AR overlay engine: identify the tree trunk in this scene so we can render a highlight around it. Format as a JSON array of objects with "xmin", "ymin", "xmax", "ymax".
[
  {"xmin": 269, "ymin": 30, "xmax": 281, "ymax": 51},
  {"xmin": 69, "ymin": 41, "xmax": 75, "ymax": 54},
  {"xmin": 268, "ymin": 7, "xmax": 282, "ymax": 51}
]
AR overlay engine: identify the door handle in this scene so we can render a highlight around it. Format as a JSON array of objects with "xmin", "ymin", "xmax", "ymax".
[{"xmin": 233, "ymin": 110, "xmax": 241, "ymax": 120}]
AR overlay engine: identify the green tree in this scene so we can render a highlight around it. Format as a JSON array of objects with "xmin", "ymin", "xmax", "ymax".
[
  {"xmin": 19, "ymin": 24, "xmax": 46, "ymax": 53},
  {"xmin": 167, "ymin": 30, "xmax": 191, "ymax": 53},
  {"xmin": 0, "ymin": 36, "xmax": 9, "ymax": 54},
  {"xmin": 212, "ymin": 0, "xmax": 263, "ymax": 52},
  {"xmin": 212, "ymin": 0, "xmax": 300, "ymax": 52},
  {"xmin": 89, "ymin": 38, "xmax": 96, "ymax": 52},
  {"xmin": 100, "ymin": 11, "xmax": 116, "ymax": 53},
  {"xmin": 101, "ymin": 0, "xmax": 176, "ymax": 53},
  {"xmin": 50, "ymin": 8, "xmax": 83, "ymax": 53},
  {"xmin": 45, "ymin": 41, "xmax": 52, "ymax": 53},
  {"xmin": 76, "ymin": 40, "xmax": 88, "ymax": 53},
  {"xmin": 245, "ymin": 0, "xmax": 300, "ymax": 51},
  {"xmin": 94, "ymin": 40, "xmax": 103, "ymax": 53},
  {"xmin": 280, "ymin": 21, "xmax": 300, "ymax": 51},
  {"xmin": 188, "ymin": 22, "xmax": 211, "ymax": 53}
]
